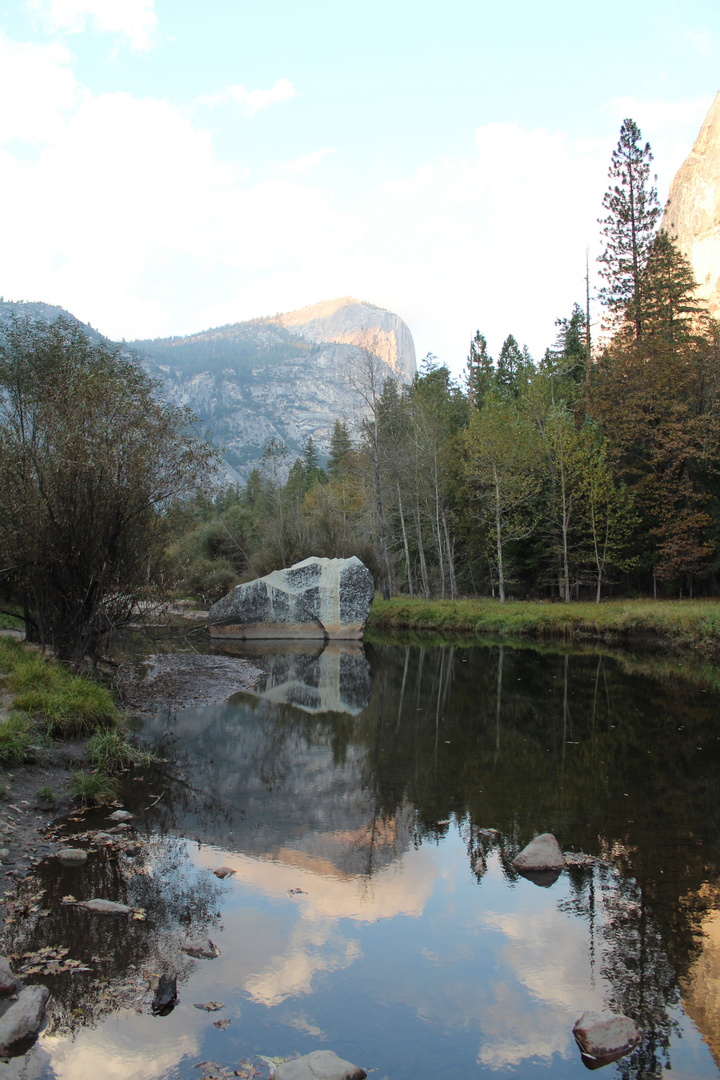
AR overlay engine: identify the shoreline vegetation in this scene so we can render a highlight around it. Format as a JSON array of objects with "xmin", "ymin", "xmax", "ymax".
[
  {"xmin": 367, "ymin": 596, "xmax": 720, "ymax": 653},
  {"xmin": 0, "ymin": 636, "xmax": 152, "ymax": 800}
]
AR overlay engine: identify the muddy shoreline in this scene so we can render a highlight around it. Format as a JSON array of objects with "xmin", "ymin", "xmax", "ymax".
[{"xmin": 0, "ymin": 646, "xmax": 264, "ymax": 937}]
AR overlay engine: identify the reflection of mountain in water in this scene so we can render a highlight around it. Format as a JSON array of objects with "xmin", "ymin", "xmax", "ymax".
[{"xmin": 214, "ymin": 640, "xmax": 373, "ymax": 715}]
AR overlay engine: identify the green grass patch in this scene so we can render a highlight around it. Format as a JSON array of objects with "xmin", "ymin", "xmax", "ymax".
[
  {"xmin": 69, "ymin": 770, "xmax": 119, "ymax": 806},
  {"xmin": 5, "ymin": 651, "xmax": 118, "ymax": 736},
  {"xmin": 0, "ymin": 715, "xmax": 46, "ymax": 768},
  {"xmin": 87, "ymin": 730, "xmax": 154, "ymax": 774},
  {"xmin": 0, "ymin": 614, "xmax": 23, "ymax": 631},
  {"xmin": 367, "ymin": 597, "xmax": 720, "ymax": 651}
]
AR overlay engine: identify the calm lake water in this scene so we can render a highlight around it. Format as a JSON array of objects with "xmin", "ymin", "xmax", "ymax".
[{"xmin": 11, "ymin": 638, "xmax": 720, "ymax": 1079}]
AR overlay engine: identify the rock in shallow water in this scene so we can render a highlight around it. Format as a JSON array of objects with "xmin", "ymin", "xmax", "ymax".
[
  {"xmin": 573, "ymin": 1010, "xmax": 641, "ymax": 1066},
  {"xmin": 0, "ymin": 986, "xmax": 50, "ymax": 1054},
  {"xmin": 56, "ymin": 848, "xmax": 87, "ymax": 866},
  {"xmin": 274, "ymin": 1050, "xmax": 367, "ymax": 1080},
  {"xmin": 512, "ymin": 833, "xmax": 566, "ymax": 877},
  {"xmin": 77, "ymin": 898, "xmax": 133, "ymax": 915},
  {"xmin": 208, "ymin": 556, "xmax": 375, "ymax": 641}
]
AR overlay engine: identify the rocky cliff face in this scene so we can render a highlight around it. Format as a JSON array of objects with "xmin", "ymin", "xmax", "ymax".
[
  {"xmin": 132, "ymin": 297, "xmax": 416, "ymax": 480},
  {"xmin": 278, "ymin": 296, "xmax": 416, "ymax": 382},
  {"xmin": 662, "ymin": 90, "xmax": 720, "ymax": 318},
  {"xmin": 0, "ymin": 296, "xmax": 417, "ymax": 482}
]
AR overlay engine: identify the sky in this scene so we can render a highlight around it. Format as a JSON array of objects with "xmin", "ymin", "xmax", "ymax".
[{"xmin": 0, "ymin": 0, "xmax": 719, "ymax": 377}]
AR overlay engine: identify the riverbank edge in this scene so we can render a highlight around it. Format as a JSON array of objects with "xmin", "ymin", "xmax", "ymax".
[{"xmin": 367, "ymin": 597, "xmax": 720, "ymax": 655}]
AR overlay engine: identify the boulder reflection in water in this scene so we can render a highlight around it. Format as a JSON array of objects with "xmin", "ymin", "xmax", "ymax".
[{"xmin": 213, "ymin": 640, "xmax": 373, "ymax": 716}]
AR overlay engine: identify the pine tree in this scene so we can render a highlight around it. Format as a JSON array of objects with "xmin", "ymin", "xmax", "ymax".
[
  {"xmin": 640, "ymin": 230, "xmax": 708, "ymax": 347},
  {"xmin": 495, "ymin": 335, "xmax": 526, "ymax": 397},
  {"xmin": 466, "ymin": 332, "xmax": 494, "ymax": 410},
  {"xmin": 598, "ymin": 119, "xmax": 661, "ymax": 341},
  {"xmin": 327, "ymin": 419, "xmax": 352, "ymax": 477}
]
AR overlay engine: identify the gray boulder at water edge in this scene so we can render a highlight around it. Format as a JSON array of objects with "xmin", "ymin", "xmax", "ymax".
[{"xmin": 208, "ymin": 556, "xmax": 375, "ymax": 640}]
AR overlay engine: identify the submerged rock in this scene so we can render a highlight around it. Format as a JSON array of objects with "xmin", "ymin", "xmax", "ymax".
[
  {"xmin": 0, "ymin": 986, "xmax": 50, "ymax": 1054},
  {"xmin": 56, "ymin": 848, "xmax": 87, "ymax": 866},
  {"xmin": 181, "ymin": 939, "xmax": 220, "ymax": 959},
  {"xmin": 213, "ymin": 867, "xmax": 235, "ymax": 880},
  {"xmin": 274, "ymin": 1050, "xmax": 367, "ymax": 1080},
  {"xmin": 573, "ymin": 1010, "xmax": 641, "ymax": 1067},
  {"xmin": 77, "ymin": 899, "xmax": 133, "ymax": 915},
  {"xmin": 512, "ymin": 833, "xmax": 565, "ymax": 885},
  {"xmin": 108, "ymin": 810, "xmax": 133, "ymax": 822},
  {"xmin": 151, "ymin": 974, "xmax": 177, "ymax": 1016},
  {"xmin": 208, "ymin": 556, "xmax": 375, "ymax": 641}
]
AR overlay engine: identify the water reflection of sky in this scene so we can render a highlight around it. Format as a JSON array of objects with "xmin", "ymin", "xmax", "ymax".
[
  {"xmin": 29, "ymin": 642, "xmax": 720, "ymax": 1078},
  {"xmin": 37, "ymin": 826, "xmax": 718, "ymax": 1080}
]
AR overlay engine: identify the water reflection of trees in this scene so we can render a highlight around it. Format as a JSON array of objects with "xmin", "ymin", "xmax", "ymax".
[
  {"xmin": 131, "ymin": 639, "xmax": 720, "ymax": 1074},
  {"xmin": 3, "ymin": 836, "xmax": 224, "ymax": 1037},
  {"xmin": 276, "ymin": 640, "xmax": 720, "ymax": 1076}
]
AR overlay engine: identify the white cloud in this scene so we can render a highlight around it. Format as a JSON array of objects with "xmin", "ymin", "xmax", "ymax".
[
  {"xmin": 0, "ymin": 35, "xmax": 710, "ymax": 376},
  {"xmin": 280, "ymin": 148, "xmax": 335, "ymax": 175},
  {"xmin": 0, "ymin": 33, "xmax": 81, "ymax": 144},
  {"xmin": 29, "ymin": 0, "xmax": 157, "ymax": 50},
  {"xmin": 197, "ymin": 78, "xmax": 297, "ymax": 117}
]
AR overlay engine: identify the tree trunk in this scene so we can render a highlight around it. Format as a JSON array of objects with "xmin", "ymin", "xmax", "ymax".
[
  {"xmin": 397, "ymin": 483, "xmax": 413, "ymax": 598},
  {"xmin": 442, "ymin": 513, "xmax": 457, "ymax": 600},
  {"xmin": 493, "ymin": 464, "xmax": 506, "ymax": 603},
  {"xmin": 414, "ymin": 502, "xmax": 430, "ymax": 598}
]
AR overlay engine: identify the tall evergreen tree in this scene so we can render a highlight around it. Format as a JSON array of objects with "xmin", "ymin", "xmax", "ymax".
[
  {"xmin": 327, "ymin": 419, "xmax": 353, "ymax": 477},
  {"xmin": 466, "ymin": 331, "xmax": 494, "ymax": 410},
  {"xmin": 495, "ymin": 335, "xmax": 527, "ymax": 397},
  {"xmin": 598, "ymin": 119, "xmax": 661, "ymax": 341}
]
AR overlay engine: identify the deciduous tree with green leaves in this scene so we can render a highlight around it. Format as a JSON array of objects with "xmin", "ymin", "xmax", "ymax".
[{"xmin": 0, "ymin": 316, "xmax": 216, "ymax": 662}]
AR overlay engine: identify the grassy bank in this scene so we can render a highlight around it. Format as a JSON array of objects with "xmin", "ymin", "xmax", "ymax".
[
  {"xmin": 0, "ymin": 637, "xmax": 151, "ymax": 798},
  {"xmin": 368, "ymin": 597, "xmax": 720, "ymax": 652}
]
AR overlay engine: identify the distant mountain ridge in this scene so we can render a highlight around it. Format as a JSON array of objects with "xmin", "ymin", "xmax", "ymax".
[{"xmin": 0, "ymin": 296, "xmax": 417, "ymax": 481}]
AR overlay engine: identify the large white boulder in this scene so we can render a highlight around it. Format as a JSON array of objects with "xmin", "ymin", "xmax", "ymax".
[{"xmin": 208, "ymin": 557, "xmax": 375, "ymax": 641}]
